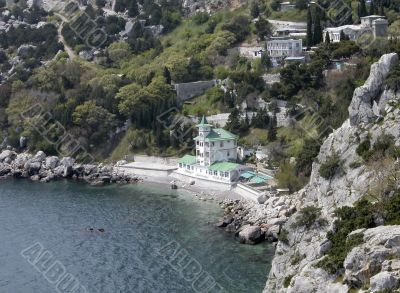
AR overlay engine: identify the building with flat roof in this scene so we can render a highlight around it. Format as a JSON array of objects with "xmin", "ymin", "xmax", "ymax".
[
  {"xmin": 266, "ymin": 38, "xmax": 303, "ymax": 66},
  {"xmin": 323, "ymin": 15, "xmax": 388, "ymax": 43}
]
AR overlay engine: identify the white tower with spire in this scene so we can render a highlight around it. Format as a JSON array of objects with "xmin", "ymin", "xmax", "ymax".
[{"xmin": 196, "ymin": 115, "xmax": 212, "ymax": 166}]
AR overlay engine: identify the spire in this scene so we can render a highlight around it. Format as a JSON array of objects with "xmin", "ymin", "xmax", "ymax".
[{"xmin": 197, "ymin": 115, "xmax": 212, "ymax": 127}]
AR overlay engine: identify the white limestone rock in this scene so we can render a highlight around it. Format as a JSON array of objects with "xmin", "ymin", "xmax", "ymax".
[
  {"xmin": 349, "ymin": 53, "xmax": 399, "ymax": 126},
  {"xmin": 370, "ymin": 271, "xmax": 399, "ymax": 292},
  {"xmin": 264, "ymin": 53, "xmax": 400, "ymax": 293}
]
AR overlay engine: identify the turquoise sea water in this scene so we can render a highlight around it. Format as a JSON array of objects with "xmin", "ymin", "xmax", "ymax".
[{"xmin": 0, "ymin": 179, "xmax": 274, "ymax": 293}]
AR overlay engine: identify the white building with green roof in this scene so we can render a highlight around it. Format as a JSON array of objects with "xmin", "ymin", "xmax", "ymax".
[{"xmin": 176, "ymin": 116, "xmax": 251, "ymax": 186}]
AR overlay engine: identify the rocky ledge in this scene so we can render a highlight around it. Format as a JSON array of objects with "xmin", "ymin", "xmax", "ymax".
[
  {"xmin": 216, "ymin": 196, "xmax": 297, "ymax": 245},
  {"xmin": 0, "ymin": 150, "xmax": 140, "ymax": 185},
  {"xmin": 342, "ymin": 226, "xmax": 400, "ymax": 292}
]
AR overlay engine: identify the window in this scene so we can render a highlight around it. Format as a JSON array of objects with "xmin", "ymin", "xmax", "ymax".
[
  {"xmin": 214, "ymin": 171, "xmax": 218, "ymax": 176},
  {"xmin": 187, "ymin": 165, "xmax": 190, "ymax": 170},
  {"xmin": 220, "ymin": 142, "xmax": 224, "ymax": 147},
  {"xmin": 227, "ymin": 151, "xmax": 230, "ymax": 157},
  {"xmin": 179, "ymin": 163, "xmax": 182, "ymax": 168},
  {"xmin": 191, "ymin": 166, "xmax": 194, "ymax": 170},
  {"xmin": 212, "ymin": 142, "xmax": 215, "ymax": 146},
  {"xmin": 225, "ymin": 172, "xmax": 229, "ymax": 177}
]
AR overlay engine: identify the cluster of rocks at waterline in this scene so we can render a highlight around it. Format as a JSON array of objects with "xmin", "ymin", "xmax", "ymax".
[
  {"xmin": 217, "ymin": 196, "xmax": 296, "ymax": 245},
  {"xmin": 0, "ymin": 150, "xmax": 140, "ymax": 185},
  {"xmin": 264, "ymin": 53, "xmax": 400, "ymax": 292}
]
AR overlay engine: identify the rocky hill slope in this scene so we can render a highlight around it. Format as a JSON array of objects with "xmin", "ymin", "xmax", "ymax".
[
  {"xmin": 182, "ymin": 0, "xmax": 246, "ymax": 15},
  {"xmin": 264, "ymin": 53, "xmax": 400, "ymax": 292}
]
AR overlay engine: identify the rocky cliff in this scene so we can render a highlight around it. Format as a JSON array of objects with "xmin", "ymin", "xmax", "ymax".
[
  {"xmin": 182, "ymin": 0, "xmax": 246, "ymax": 15},
  {"xmin": 264, "ymin": 53, "xmax": 400, "ymax": 292}
]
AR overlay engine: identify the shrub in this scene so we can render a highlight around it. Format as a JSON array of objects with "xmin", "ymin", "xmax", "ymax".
[
  {"xmin": 283, "ymin": 275, "xmax": 294, "ymax": 288},
  {"xmin": 356, "ymin": 138, "xmax": 371, "ymax": 160},
  {"xmin": 385, "ymin": 64, "xmax": 400, "ymax": 92},
  {"xmin": 316, "ymin": 199, "xmax": 375, "ymax": 274},
  {"xmin": 291, "ymin": 251, "xmax": 304, "ymax": 265},
  {"xmin": 291, "ymin": 206, "xmax": 327, "ymax": 229},
  {"xmin": 192, "ymin": 12, "xmax": 209, "ymax": 25},
  {"xmin": 319, "ymin": 154, "xmax": 343, "ymax": 179},
  {"xmin": 278, "ymin": 229, "xmax": 289, "ymax": 244}
]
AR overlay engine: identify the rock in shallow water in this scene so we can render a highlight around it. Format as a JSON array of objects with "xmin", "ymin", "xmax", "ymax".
[{"xmin": 239, "ymin": 225, "xmax": 263, "ymax": 245}]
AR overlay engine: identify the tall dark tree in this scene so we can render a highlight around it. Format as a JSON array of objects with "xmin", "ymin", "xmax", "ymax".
[
  {"xmin": 340, "ymin": 30, "xmax": 350, "ymax": 41},
  {"xmin": 307, "ymin": 6, "xmax": 313, "ymax": 47},
  {"xmin": 128, "ymin": 0, "xmax": 139, "ymax": 17},
  {"xmin": 225, "ymin": 108, "xmax": 242, "ymax": 135},
  {"xmin": 313, "ymin": 7, "xmax": 323, "ymax": 45},
  {"xmin": 379, "ymin": 3, "xmax": 385, "ymax": 16},
  {"xmin": 295, "ymin": 0, "xmax": 308, "ymax": 10},
  {"xmin": 250, "ymin": 0, "xmax": 260, "ymax": 18},
  {"xmin": 369, "ymin": 0, "xmax": 377, "ymax": 15},
  {"xmin": 359, "ymin": 0, "xmax": 367, "ymax": 17},
  {"xmin": 163, "ymin": 67, "xmax": 171, "ymax": 84},
  {"xmin": 267, "ymin": 115, "xmax": 277, "ymax": 141},
  {"xmin": 325, "ymin": 31, "xmax": 331, "ymax": 44}
]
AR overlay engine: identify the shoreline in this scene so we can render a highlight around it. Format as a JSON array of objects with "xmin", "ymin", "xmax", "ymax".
[{"xmin": 0, "ymin": 149, "xmax": 293, "ymax": 248}]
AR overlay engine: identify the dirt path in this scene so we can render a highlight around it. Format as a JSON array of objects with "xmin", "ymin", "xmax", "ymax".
[{"xmin": 55, "ymin": 13, "xmax": 77, "ymax": 59}]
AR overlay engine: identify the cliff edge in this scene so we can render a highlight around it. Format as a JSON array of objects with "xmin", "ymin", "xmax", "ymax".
[{"xmin": 264, "ymin": 53, "xmax": 400, "ymax": 292}]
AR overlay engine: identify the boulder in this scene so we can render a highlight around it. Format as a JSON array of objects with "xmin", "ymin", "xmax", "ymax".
[
  {"xmin": 60, "ymin": 157, "xmax": 75, "ymax": 168},
  {"xmin": 0, "ymin": 150, "xmax": 17, "ymax": 162},
  {"xmin": 17, "ymin": 44, "xmax": 36, "ymax": 58},
  {"xmin": 45, "ymin": 156, "xmax": 59, "ymax": 169},
  {"xmin": 238, "ymin": 225, "xmax": 262, "ymax": 245},
  {"xmin": 0, "ymin": 163, "xmax": 11, "ymax": 176},
  {"xmin": 33, "ymin": 151, "xmax": 46, "ymax": 162},
  {"xmin": 115, "ymin": 160, "xmax": 128, "ymax": 166},
  {"xmin": 13, "ymin": 153, "xmax": 32, "ymax": 169},
  {"xmin": 24, "ymin": 161, "xmax": 41, "ymax": 174},
  {"xmin": 370, "ymin": 271, "xmax": 399, "ymax": 292}
]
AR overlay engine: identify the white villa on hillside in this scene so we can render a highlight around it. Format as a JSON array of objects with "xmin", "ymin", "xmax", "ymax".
[
  {"xmin": 266, "ymin": 38, "xmax": 303, "ymax": 66},
  {"xmin": 323, "ymin": 15, "xmax": 388, "ymax": 43},
  {"xmin": 176, "ymin": 116, "xmax": 251, "ymax": 184}
]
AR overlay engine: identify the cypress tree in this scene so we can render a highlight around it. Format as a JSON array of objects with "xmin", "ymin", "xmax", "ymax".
[
  {"xmin": 313, "ymin": 7, "xmax": 323, "ymax": 45},
  {"xmin": 359, "ymin": 0, "xmax": 367, "ymax": 17},
  {"xmin": 307, "ymin": 6, "xmax": 313, "ymax": 47},
  {"xmin": 163, "ymin": 67, "xmax": 171, "ymax": 84},
  {"xmin": 267, "ymin": 115, "xmax": 277, "ymax": 141},
  {"xmin": 128, "ymin": 0, "xmax": 139, "ymax": 17},
  {"xmin": 325, "ymin": 31, "xmax": 331, "ymax": 44},
  {"xmin": 340, "ymin": 30, "xmax": 346, "ymax": 41},
  {"xmin": 369, "ymin": 0, "xmax": 377, "ymax": 15},
  {"xmin": 379, "ymin": 4, "xmax": 385, "ymax": 16}
]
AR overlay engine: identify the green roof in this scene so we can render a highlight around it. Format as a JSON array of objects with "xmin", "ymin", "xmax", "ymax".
[
  {"xmin": 250, "ymin": 176, "xmax": 267, "ymax": 184},
  {"xmin": 194, "ymin": 128, "xmax": 238, "ymax": 142},
  {"xmin": 197, "ymin": 115, "xmax": 212, "ymax": 127},
  {"xmin": 179, "ymin": 155, "xmax": 197, "ymax": 165},
  {"xmin": 209, "ymin": 162, "xmax": 240, "ymax": 172}
]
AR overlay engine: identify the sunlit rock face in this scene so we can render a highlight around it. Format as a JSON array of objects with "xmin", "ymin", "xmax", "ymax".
[{"xmin": 264, "ymin": 53, "xmax": 400, "ymax": 293}]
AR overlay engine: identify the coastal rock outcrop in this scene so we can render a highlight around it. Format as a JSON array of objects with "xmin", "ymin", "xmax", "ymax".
[
  {"xmin": 0, "ymin": 150, "xmax": 140, "ymax": 185},
  {"xmin": 264, "ymin": 53, "xmax": 400, "ymax": 292},
  {"xmin": 218, "ymin": 195, "xmax": 296, "ymax": 244}
]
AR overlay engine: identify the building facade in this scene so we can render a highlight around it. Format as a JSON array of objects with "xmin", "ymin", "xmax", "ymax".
[
  {"xmin": 323, "ymin": 15, "xmax": 388, "ymax": 43},
  {"xmin": 266, "ymin": 38, "xmax": 303, "ymax": 65},
  {"xmin": 177, "ymin": 116, "xmax": 250, "ymax": 184}
]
